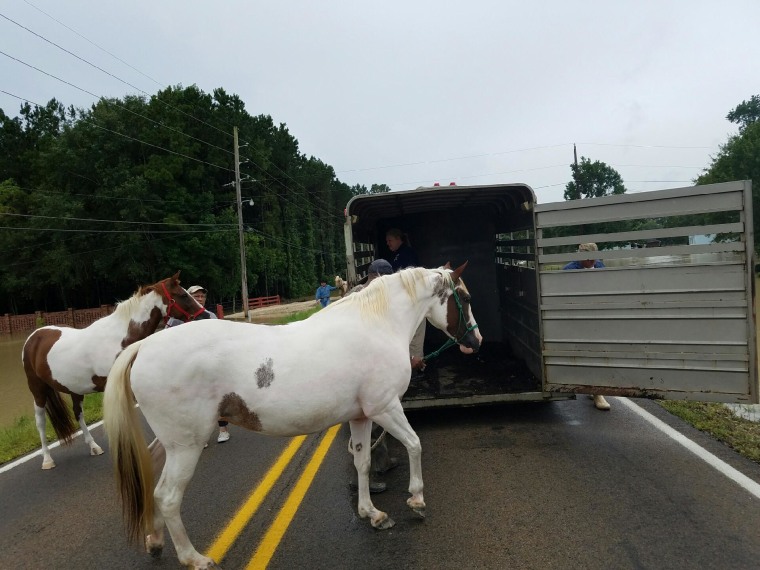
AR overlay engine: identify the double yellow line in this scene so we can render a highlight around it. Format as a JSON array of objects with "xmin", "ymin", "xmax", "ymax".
[{"xmin": 205, "ymin": 424, "xmax": 342, "ymax": 569}]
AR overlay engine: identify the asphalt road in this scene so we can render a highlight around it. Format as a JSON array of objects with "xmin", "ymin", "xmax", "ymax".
[{"xmin": 2, "ymin": 397, "xmax": 760, "ymax": 570}]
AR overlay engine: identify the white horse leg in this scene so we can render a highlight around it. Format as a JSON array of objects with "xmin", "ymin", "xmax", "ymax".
[
  {"xmin": 145, "ymin": 439, "xmax": 167, "ymax": 557},
  {"xmin": 34, "ymin": 403, "xmax": 55, "ymax": 470},
  {"xmin": 155, "ymin": 445, "xmax": 218, "ymax": 569},
  {"xmin": 372, "ymin": 401, "xmax": 425, "ymax": 517},
  {"xmin": 72, "ymin": 394, "xmax": 103, "ymax": 456},
  {"xmin": 348, "ymin": 419, "xmax": 394, "ymax": 530}
]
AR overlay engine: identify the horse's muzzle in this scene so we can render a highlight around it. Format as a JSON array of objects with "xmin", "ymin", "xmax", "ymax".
[
  {"xmin": 458, "ymin": 329, "xmax": 482, "ymax": 353},
  {"xmin": 194, "ymin": 311, "xmax": 213, "ymax": 321}
]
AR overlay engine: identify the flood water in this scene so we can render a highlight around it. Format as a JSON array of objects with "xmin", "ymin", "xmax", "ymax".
[{"xmin": 1, "ymin": 332, "xmax": 31, "ymax": 428}]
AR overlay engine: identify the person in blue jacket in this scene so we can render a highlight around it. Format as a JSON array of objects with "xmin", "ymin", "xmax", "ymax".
[
  {"xmin": 386, "ymin": 228, "xmax": 419, "ymax": 271},
  {"xmin": 562, "ymin": 243, "xmax": 610, "ymax": 411},
  {"xmin": 315, "ymin": 279, "xmax": 337, "ymax": 308}
]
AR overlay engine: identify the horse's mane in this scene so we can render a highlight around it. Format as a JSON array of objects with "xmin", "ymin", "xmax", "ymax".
[
  {"xmin": 325, "ymin": 267, "xmax": 447, "ymax": 320},
  {"xmin": 111, "ymin": 287, "xmax": 153, "ymax": 323}
]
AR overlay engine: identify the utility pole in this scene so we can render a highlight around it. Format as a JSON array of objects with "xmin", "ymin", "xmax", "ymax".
[
  {"xmin": 234, "ymin": 126, "xmax": 250, "ymax": 322},
  {"xmin": 573, "ymin": 142, "xmax": 578, "ymax": 170}
]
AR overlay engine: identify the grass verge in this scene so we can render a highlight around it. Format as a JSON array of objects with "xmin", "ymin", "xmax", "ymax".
[
  {"xmin": 270, "ymin": 306, "xmax": 320, "ymax": 324},
  {"xmin": 0, "ymin": 393, "xmax": 103, "ymax": 465},
  {"xmin": 658, "ymin": 400, "xmax": 760, "ymax": 464},
  {"xmin": 0, "ymin": 309, "xmax": 320, "ymax": 466}
]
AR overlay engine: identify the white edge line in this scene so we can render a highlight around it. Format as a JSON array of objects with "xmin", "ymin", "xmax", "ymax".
[
  {"xmin": 619, "ymin": 397, "xmax": 760, "ymax": 499},
  {"xmin": 0, "ymin": 419, "xmax": 105, "ymax": 475}
]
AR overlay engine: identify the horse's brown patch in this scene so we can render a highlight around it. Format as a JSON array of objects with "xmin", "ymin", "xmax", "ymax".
[
  {"xmin": 433, "ymin": 276, "xmax": 450, "ymax": 305},
  {"xmin": 121, "ymin": 306, "xmax": 164, "ymax": 348},
  {"xmin": 218, "ymin": 392, "xmax": 263, "ymax": 431},
  {"xmin": 446, "ymin": 284, "xmax": 472, "ymax": 340},
  {"xmin": 23, "ymin": 328, "xmax": 62, "ymax": 406},
  {"xmin": 355, "ymin": 442, "xmax": 363, "ymax": 452},
  {"xmin": 256, "ymin": 358, "xmax": 274, "ymax": 388},
  {"xmin": 91, "ymin": 375, "xmax": 107, "ymax": 392},
  {"xmin": 22, "ymin": 328, "xmax": 78, "ymax": 442}
]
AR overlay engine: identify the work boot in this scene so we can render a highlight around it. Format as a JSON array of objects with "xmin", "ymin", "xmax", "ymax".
[
  {"xmin": 374, "ymin": 457, "xmax": 399, "ymax": 475},
  {"xmin": 593, "ymin": 395, "xmax": 611, "ymax": 411}
]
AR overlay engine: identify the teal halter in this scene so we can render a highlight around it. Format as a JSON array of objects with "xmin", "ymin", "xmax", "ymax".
[{"xmin": 424, "ymin": 279, "xmax": 479, "ymax": 361}]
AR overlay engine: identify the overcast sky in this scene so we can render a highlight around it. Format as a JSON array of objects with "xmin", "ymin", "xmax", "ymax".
[{"xmin": 2, "ymin": 0, "xmax": 758, "ymax": 204}]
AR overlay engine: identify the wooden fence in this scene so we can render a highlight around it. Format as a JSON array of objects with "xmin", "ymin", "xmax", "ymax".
[
  {"xmin": 1, "ymin": 299, "xmax": 269, "ymax": 335},
  {"xmin": 1, "ymin": 305, "xmax": 114, "ymax": 335},
  {"xmin": 248, "ymin": 295, "xmax": 281, "ymax": 309}
]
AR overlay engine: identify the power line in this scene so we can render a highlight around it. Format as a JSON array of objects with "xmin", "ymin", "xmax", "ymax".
[
  {"xmin": 0, "ymin": 211, "xmax": 238, "ymax": 227},
  {"xmin": 237, "ymin": 151, "xmax": 346, "ymax": 221},
  {"xmin": 0, "ymin": 10, "xmax": 234, "ymax": 142},
  {"xmin": 17, "ymin": 186, "xmax": 187, "ymax": 204},
  {"xmin": 0, "ymin": 43, "xmax": 233, "ymax": 158},
  {"xmin": 1, "ymin": 23, "xmax": 336, "ymax": 221},
  {"xmin": 336, "ymin": 142, "xmax": 717, "ymax": 178},
  {"xmin": 0, "ymin": 225, "xmax": 236, "ymax": 234},
  {"xmin": 0, "ymin": 89, "xmax": 234, "ymax": 173},
  {"xmin": 578, "ymin": 142, "xmax": 714, "ymax": 150},
  {"xmin": 22, "ymin": 0, "xmax": 164, "ymax": 88},
  {"xmin": 335, "ymin": 143, "xmax": 573, "ymax": 174}
]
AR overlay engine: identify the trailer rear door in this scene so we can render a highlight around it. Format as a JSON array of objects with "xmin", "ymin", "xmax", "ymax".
[{"xmin": 535, "ymin": 180, "xmax": 758, "ymax": 403}]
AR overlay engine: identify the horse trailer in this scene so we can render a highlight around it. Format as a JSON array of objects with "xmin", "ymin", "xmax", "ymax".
[{"xmin": 343, "ymin": 180, "xmax": 758, "ymax": 409}]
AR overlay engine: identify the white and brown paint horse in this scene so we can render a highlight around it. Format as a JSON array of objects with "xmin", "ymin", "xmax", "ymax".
[
  {"xmin": 22, "ymin": 272, "xmax": 207, "ymax": 470},
  {"xmin": 335, "ymin": 275, "xmax": 348, "ymax": 297},
  {"xmin": 104, "ymin": 263, "xmax": 482, "ymax": 569}
]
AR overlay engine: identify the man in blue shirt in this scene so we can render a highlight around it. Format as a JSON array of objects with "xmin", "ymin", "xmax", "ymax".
[
  {"xmin": 562, "ymin": 244, "xmax": 610, "ymax": 411},
  {"xmin": 315, "ymin": 279, "xmax": 336, "ymax": 308}
]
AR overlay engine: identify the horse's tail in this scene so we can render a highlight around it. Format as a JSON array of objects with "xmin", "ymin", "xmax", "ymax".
[
  {"xmin": 45, "ymin": 386, "xmax": 78, "ymax": 444},
  {"xmin": 104, "ymin": 340, "xmax": 154, "ymax": 545}
]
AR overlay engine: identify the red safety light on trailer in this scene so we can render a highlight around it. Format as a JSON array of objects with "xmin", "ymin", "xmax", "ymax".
[
  {"xmin": 449, "ymin": 182, "xmax": 456, "ymax": 186},
  {"xmin": 433, "ymin": 182, "xmax": 440, "ymax": 186}
]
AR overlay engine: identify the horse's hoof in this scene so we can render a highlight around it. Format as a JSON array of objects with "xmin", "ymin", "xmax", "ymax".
[
  {"xmin": 371, "ymin": 513, "xmax": 395, "ymax": 530},
  {"xmin": 41, "ymin": 459, "xmax": 55, "ymax": 470},
  {"xmin": 406, "ymin": 497, "xmax": 426, "ymax": 518},
  {"xmin": 147, "ymin": 544, "xmax": 163, "ymax": 558},
  {"xmin": 90, "ymin": 444, "xmax": 104, "ymax": 456},
  {"xmin": 191, "ymin": 560, "xmax": 221, "ymax": 570}
]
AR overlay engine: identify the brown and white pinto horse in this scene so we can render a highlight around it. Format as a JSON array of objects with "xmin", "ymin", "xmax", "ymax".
[
  {"xmin": 104, "ymin": 264, "xmax": 482, "ymax": 569},
  {"xmin": 22, "ymin": 272, "xmax": 207, "ymax": 470}
]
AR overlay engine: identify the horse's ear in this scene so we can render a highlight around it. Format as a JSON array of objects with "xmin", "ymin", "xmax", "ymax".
[
  {"xmin": 171, "ymin": 271, "xmax": 181, "ymax": 283},
  {"xmin": 442, "ymin": 261, "xmax": 451, "ymax": 270},
  {"xmin": 451, "ymin": 261, "xmax": 468, "ymax": 282}
]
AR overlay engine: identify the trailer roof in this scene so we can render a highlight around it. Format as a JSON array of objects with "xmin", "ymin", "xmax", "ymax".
[{"xmin": 345, "ymin": 183, "xmax": 536, "ymax": 229}]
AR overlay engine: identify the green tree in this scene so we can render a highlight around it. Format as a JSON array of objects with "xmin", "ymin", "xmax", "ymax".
[
  {"xmin": 726, "ymin": 95, "xmax": 760, "ymax": 131},
  {"xmin": 564, "ymin": 156, "xmax": 627, "ymax": 200},
  {"xmin": 0, "ymin": 84, "xmax": 389, "ymax": 313},
  {"xmin": 369, "ymin": 183, "xmax": 391, "ymax": 194},
  {"xmin": 697, "ymin": 96, "xmax": 760, "ymax": 250}
]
